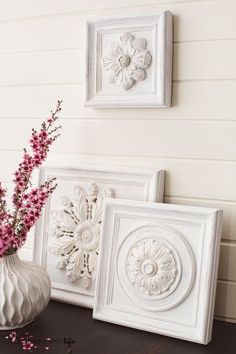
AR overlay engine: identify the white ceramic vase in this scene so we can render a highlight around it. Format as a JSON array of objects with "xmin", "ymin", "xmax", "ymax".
[{"xmin": 0, "ymin": 252, "xmax": 51, "ymax": 330}]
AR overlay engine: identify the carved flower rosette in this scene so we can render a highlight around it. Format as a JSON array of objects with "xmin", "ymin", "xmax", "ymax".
[
  {"xmin": 48, "ymin": 183, "xmax": 115, "ymax": 290},
  {"xmin": 126, "ymin": 239, "xmax": 177, "ymax": 297},
  {"xmin": 117, "ymin": 225, "xmax": 195, "ymax": 312},
  {"xmin": 101, "ymin": 32, "xmax": 152, "ymax": 90}
]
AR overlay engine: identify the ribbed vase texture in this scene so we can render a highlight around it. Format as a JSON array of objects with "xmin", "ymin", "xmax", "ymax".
[{"xmin": 0, "ymin": 253, "xmax": 51, "ymax": 330}]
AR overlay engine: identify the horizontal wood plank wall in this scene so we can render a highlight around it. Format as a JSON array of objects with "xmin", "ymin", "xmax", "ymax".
[{"xmin": 0, "ymin": 0, "xmax": 235, "ymax": 323}]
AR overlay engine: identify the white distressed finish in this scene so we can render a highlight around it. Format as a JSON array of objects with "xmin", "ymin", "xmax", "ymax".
[
  {"xmin": 94, "ymin": 199, "xmax": 223, "ymax": 344},
  {"xmin": 48, "ymin": 183, "xmax": 114, "ymax": 289},
  {"xmin": 85, "ymin": 12, "xmax": 172, "ymax": 107},
  {"xmin": 34, "ymin": 165, "xmax": 165, "ymax": 307},
  {"xmin": 101, "ymin": 32, "xmax": 152, "ymax": 90}
]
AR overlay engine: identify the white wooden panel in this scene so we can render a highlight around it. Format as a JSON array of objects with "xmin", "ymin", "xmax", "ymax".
[
  {"xmin": 0, "ymin": 85, "xmax": 83, "ymax": 119},
  {"xmin": 1, "ymin": 2, "xmax": 236, "ymax": 52},
  {"xmin": 169, "ymin": 0, "xmax": 236, "ymax": 42},
  {"xmin": 173, "ymin": 40, "xmax": 236, "ymax": 81},
  {"xmin": 215, "ymin": 281, "xmax": 236, "ymax": 321},
  {"xmin": 0, "ymin": 0, "xmax": 208, "ymax": 21},
  {"xmin": 1, "ymin": 81, "xmax": 236, "ymax": 120},
  {"xmin": 0, "ymin": 40, "xmax": 236, "ymax": 85},
  {"xmin": 0, "ymin": 152, "xmax": 22, "ymax": 182},
  {"xmin": 0, "ymin": 49, "xmax": 83, "ymax": 85},
  {"xmin": 1, "ymin": 152, "xmax": 236, "ymax": 202},
  {"xmin": 47, "ymin": 154, "xmax": 236, "ymax": 202},
  {"xmin": 0, "ymin": 119, "xmax": 235, "ymax": 161},
  {"xmin": 165, "ymin": 197, "xmax": 236, "ymax": 242},
  {"xmin": 165, "ymin": 197, "xmax": 236, "ymax": 281},
  {"xmin": 0, "ymin": 16, "xmax": 84, "ymax": 54},
  {"xmin": 218, "ymin": 243, "xmax": 236, "ymax": 282}
]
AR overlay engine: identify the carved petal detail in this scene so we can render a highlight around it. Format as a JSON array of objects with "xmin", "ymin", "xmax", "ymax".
[
  {"xmin": 132, "ymin": 50, "xmax": 152, "ymax": 69},
  {"xmin": 132, "ymin": 68, "xmax": 146, "ymax": 81},
  {"xmin": 48, "ymin": 183, "xmax": 115, "ymax": 288}
]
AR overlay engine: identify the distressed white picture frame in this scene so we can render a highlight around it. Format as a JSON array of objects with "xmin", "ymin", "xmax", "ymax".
[
  {"xmin": 93, "ymin": 199, "xmax": 223, "ymax": 344},
  {"xmin": 34, "ymin": 166, "xmax": 165, "ymax": 308},
  {"xmin": 85, "ymin": 12, "xmax": 172, "ymax": 108}
]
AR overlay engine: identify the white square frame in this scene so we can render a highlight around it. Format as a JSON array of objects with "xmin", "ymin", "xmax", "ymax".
[
  {"xmin": 34, "ymin": 165, "xmax": 165, "ymax": 308},
  {"xmin": 85, "ymin": 12, "xmax": 173, "ymax": 108},
  {"xmin": 93, "ymin": 199, "xmax": 223, "ymax": 344}
]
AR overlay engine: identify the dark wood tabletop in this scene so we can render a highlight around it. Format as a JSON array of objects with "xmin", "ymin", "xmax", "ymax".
[{"xmin": 0, "ymin": 301, "xmax": 235, "ymax": 354}]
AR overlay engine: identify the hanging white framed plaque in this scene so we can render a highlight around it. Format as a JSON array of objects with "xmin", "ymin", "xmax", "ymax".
[{"xmin": 85, "ymin": 12, "xmax": 173, "ymax": 108}]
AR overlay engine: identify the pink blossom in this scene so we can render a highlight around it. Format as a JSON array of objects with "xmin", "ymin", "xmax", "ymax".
[
  {"xmin": 0, "ymin": 225, "xmax": 15, "ymax": 256},
  {"xmin": 22, "ymin": 340, "xmax": 34, "ymax": 351},
  {"xmin": 0, "ymin": 100, "xmax": 62, "ymax": 257},
  {"xmin": 0, "ymin": 183, "xmax": 10, "ymax": 224},
  {"xmin": 9, "ymin": 331, "xmax": 17, "ymax": 342}
]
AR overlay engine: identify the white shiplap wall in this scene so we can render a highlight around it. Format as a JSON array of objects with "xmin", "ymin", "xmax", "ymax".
[{"xmin": 0, "ymin": 0, "xmax": 235, "ymax": 322}]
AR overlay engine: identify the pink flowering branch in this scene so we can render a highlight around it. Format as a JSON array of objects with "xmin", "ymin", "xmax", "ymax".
[
  {"xmin": 0, "ymin": 100, "xmax": 62, "ymax": 256},
  {"xmin": 0, "ymin": 183, "xmax": 9, "ymax": 223}
]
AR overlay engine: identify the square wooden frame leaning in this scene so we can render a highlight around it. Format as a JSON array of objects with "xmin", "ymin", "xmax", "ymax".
[
  {"xmin": 93, "ymin": 199, "xmax": 223, "ymax": 344},
  {"xmin": 85, "ymin": 12, "xmax": 173, "ymax": 108},
  {"xmin": 33, "ymin": 165, "xmax": 165, "ymax": 308}
]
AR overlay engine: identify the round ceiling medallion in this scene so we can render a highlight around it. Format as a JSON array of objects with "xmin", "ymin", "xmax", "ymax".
[
  {"xmin": 126, "ymin": 238, "xmax": 179, "ymax": 298},
  {"xmin": 117, "ymin": 224, "xmax": 195, "ymax": 312}
]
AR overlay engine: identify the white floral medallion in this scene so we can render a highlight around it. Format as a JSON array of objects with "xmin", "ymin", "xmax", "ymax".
[
  {"xmin": 48, "ymin": 183, "xmax": 115, "ymax": 289},
  {"xmin": 126, "ymin": 238, "xmax": 178, "ymax": 297},
  {"xmin": 101, "ymin": 32, "xmax": 152, "ymax": 90}
]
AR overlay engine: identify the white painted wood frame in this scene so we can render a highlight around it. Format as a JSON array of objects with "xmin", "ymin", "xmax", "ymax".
[
  {"xmin": 93, "ymin": 199, "xmax": 223, "ymax": 344},
  {"xmin": 34, "ymin": 165, "xmax": 165, "ymax": 308},
  {"xmin": 85, "ymin": 11, "xmax": 173, "ymax": 107}
]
